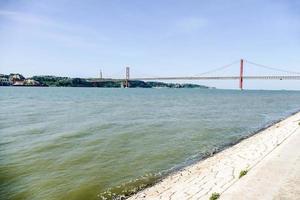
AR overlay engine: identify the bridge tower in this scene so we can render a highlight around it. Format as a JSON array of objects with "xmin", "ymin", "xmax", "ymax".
[
  {"xmin": 125, "ymin": 66, "xmax": 130, "ymax": 88},
  {"xmin": 239, "ymin": 59, "xmax": 244, "ymax": 90},
  {"xmin": 99, "ymin": 69, "xmax": 103, "ymax": 79}
]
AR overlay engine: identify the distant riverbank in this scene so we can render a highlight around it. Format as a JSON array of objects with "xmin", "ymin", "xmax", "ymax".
[{"xmin": 0, "ymin": 73, "xmax": 212, "ymax": 88}]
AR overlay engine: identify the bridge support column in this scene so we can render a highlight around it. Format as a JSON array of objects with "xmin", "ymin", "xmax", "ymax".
[
  {"xmin": 239, "ymin": 59, "xmax": 244, "ymax": 90},
  {"xmin": 124, "ymin": 66, "xmax": 130, "ymax": 88}
]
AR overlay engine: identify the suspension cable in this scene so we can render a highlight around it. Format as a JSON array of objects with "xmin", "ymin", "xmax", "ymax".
[
  {"xmin": 245, "ymin": 60, "xmax": 300, "ymax": 75},
  {"xmin": 194, "ymin": 60, "xmax": 240, "ymax": 76}
]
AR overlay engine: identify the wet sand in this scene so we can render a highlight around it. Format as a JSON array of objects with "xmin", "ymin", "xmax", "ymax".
[{"xmin": 128, "ymin": 112, "xmax": 300, "ymax": 200}]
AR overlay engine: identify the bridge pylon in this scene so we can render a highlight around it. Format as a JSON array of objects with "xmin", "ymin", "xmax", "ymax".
[
  {"xmin": 99, "ymin": 69, "xmax": 103, "ymax": 79},
  {"xmin": 124, "ymin": 66, "xmax": 130, "ymax": 88},
  {"xmin": 239, "ymin": 59, "xmax": 244, "ymax": 90}
]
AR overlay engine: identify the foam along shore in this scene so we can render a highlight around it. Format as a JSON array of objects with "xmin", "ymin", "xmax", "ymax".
[{"xmin": 128, "ymin": 112, "xmax": 300, "ymax": 200}]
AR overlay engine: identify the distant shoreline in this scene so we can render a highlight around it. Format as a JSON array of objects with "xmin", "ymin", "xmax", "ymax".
[{"xmin": 0, "ymin": 73, "xmax": 213, "ymax": 88}]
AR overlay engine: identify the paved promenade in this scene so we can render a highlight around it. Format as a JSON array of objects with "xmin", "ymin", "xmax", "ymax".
[
  {"xmin": 221, "ymin": 117, "xmax": 300, "ymax": 200},
  {"xmin": 128, "ymin": 112, "xmax": 300, "ymax": 200}
]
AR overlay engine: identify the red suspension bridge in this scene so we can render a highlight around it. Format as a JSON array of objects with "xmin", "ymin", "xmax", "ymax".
[{"xmin": 88, "ymin": 59, "xmax": 300, "ymax": 90}]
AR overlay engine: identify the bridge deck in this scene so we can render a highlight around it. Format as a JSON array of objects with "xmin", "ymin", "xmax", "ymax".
[{"xmin": 87, "ymin": 76, "xmax": 300, "ymax": 82}]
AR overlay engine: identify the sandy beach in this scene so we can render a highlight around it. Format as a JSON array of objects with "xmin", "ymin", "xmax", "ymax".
[{"xmin": 128, "ymin": 111, "xmax": 300, "ymax": 200}]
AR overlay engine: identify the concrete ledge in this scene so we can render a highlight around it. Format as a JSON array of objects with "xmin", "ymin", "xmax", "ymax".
[{"xmin": 128, "ymin": 112, "xmax": 300, "ymax": 200}]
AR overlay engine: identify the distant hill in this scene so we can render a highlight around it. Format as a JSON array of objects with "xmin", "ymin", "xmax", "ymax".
[{"xmin": 0, "ymin": 74, "xmax": 213, "ymax": 89}]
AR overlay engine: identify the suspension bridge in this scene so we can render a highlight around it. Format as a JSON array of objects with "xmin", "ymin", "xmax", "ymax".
[{"xmin": 87, "ymin": 59, "xmax": 300, "ymax": 90}]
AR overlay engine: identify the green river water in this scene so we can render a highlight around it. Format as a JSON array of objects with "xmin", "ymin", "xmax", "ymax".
[{"xmin": 1, "ymin": 87, "xmax": 300, "ymax": 200}]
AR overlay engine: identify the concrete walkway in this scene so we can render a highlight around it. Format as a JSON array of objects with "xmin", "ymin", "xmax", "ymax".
[
  {"xmin": 129, "ymin": 112, "xmax": 300, "ymax": 200},
  {"xmin": 221, "ymin": 121, "xmax": 300, "ymax": 200}
]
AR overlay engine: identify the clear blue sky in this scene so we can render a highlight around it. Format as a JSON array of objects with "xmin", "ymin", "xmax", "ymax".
[{"xmin": 1, "ymin": 0, "xmax": 300, "ymax": 89}]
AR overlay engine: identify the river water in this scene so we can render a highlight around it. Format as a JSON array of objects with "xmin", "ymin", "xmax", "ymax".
[{"xmin": 1, "ymin": 87, "xmax": 300, "ymax": 200}]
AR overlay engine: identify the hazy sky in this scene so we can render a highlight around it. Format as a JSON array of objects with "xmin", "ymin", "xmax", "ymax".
[{"xmin": 1, "ymin": 0, "xmax": 300, "ymax": 89}]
